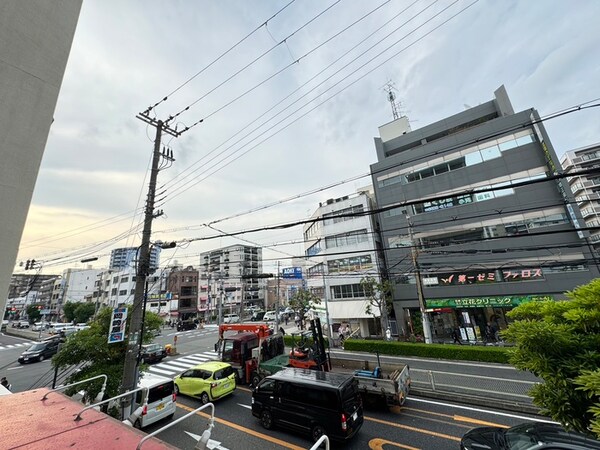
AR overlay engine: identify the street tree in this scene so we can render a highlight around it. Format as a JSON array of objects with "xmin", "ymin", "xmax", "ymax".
[
  {"xmin": 26, "ymin": 304, "xmax": 42, "ymax": 323},
  {"xmin": 288, "ymin": 289, "xmax": 321, "ymax": 330},
  {"xmin": 503, "ymin": 278, "xmax": 600, "ymax": 438},
  {"xmin": 62, "ymin": 301, "xmax": 79, "ymax": 323},
  {"xmin": 52, "ymin": 306, "xmax": 162, "ymax": 404},
  {"xmin": 360, "ymin": 276, "xmax": 394, "ymax": 337},
  {"xmin": 73, "ymin": 302, "xmax": 96, "ymax": 324}
]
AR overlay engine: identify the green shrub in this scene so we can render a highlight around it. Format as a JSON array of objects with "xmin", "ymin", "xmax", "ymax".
[{"xmin": 343, "ymin": 339, "xmax": 510, "ymax": 364}]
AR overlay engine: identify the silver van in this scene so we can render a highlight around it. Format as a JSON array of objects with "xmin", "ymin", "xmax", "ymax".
[{"xmin": 135, "ymin": 373, "xmax": 177, "ymax": 428}]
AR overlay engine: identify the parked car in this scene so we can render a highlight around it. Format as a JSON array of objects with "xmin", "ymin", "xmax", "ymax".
[
  {"xmin": 32, "ymin": 322, "xmax": 50, "ymax": 332},
  {"xmin": 59, "ymin": 326, "xmax": 80, "ymax": 338},
  {"xmin": 176, "ymin": 320, "xmax": 196, "ymax": 331},
  {"xmin": 140, "ymin": 343, "xmax": 167, "ymax": 364},
  {"xmin": 460, "ymin": 422, "xmax": 600, "ymax": 450},
  {"xmin": 174, "ymin": 361, "xmax": 236, "ymax": 404},
  {"xmin": 252, "ymin": 368, "xmax": 364, "ymax": 443},
  {"xmin": 262, "ymin": 311, "xmax": 277, "ymax": 322},
  {"xmin": 223, "ymin": 314, "xmax": 240, "ymax": 324},
  {"xmin": 251, "ymin": 311, "xmax": 266, "ymax": 321},
  {"xmin": 18, "ymin": 339, "xmax": 60, "ymax": 364},
  {"xmin": 12, "ymin": 320, "xmax": 30, "ymax": 329}
]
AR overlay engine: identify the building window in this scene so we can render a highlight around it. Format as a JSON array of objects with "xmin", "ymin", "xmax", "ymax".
[
  {"xmin": 331, "ymin": 283, "xmax": 366, "ymax": 300},
  {"xmin": 325, "ymin": 230, "xmax": 369, "ymax": 249},
  {"xmin": 119, "ymin": 290, "xmax": 127, "ymax": 296},
  {"xmin": 377, "ymin": 130, "xmax": 535, "ymax": 188},
  {"xmin": 120, "ymin": 277, "xmax": 129, "ymax": 283},
  {"xmin": 327, "ymin": 255, "xmax": 373, "ymax": 273}
]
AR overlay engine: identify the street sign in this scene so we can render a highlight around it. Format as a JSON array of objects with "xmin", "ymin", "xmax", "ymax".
[{"xmin": 108, "ymin": 307, "xmax": 128, "ymax": 344}]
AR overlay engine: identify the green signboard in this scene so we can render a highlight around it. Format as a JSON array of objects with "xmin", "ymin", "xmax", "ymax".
[{"xmin": 425, "ymin": 295, "xmax": 553, "ymax": 310}]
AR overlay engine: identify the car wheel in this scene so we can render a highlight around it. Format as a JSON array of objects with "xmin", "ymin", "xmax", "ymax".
[
  {"xmin": 260, "ymin": 410, "xmax": 273, "ymax": 429},
  {"xmin": 311, "ymin": 424, "xmax": 326, "ymax": 442},
  {"xmin": 251, "ymin": 373, "xmax": 261, "ymax": 387},
  {"xmin": 39, "ymin": 355, "xmax": 45, "ymax": 362},
  {"xmin": 200, "ymin": 392, "xmax": 210, "ymax": 405},
  {"xmin": 174, "ymin": 384, "xmax": 180, "ymax": 395}
]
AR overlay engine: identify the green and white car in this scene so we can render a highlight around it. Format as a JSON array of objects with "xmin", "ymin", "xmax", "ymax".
[{"xmin": 174, "ymin": 361, "xmax": 236, "ymax": 404}]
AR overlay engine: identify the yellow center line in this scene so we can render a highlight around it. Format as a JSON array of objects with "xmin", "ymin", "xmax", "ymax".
[
  {"xmin": 401, "ymin": 407, "xmax": 509, "ymax": 428},
  {"xmin": 400, "ymin": 412, "xmax": 472, "ymax": 429},
  {"xmin": 366, "ymin": 416, "xmax": 461, "ymax": 442},
  {"xmin": 369, "ymin": 438, "xmax": 421, "ymax": 450},
  {"xmin": 176, "ymin": 403, "xmax": 304, "ymax": 450}
]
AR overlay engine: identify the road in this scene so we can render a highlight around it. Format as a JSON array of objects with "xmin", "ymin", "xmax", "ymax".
[{"xmin": 0, "ymin": 326, "xmax": 551, "ymax": 449}]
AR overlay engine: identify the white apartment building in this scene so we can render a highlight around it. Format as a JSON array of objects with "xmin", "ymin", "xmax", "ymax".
[
  {"xmin": 303, "ymin": 189, "xmax": 386, "ymax": 338},
  {"xmin": 199, "ymin": 245, "xmax": 263, "ymax": 318},
  {"xmin": 561, "ymin": 142, "xmax": 600, "ymax": 250}
]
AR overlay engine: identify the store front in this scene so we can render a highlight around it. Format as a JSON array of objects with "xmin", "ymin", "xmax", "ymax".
[{"xmin": 407, "ymin": 294, "xmax": 553, "ymax": 343}]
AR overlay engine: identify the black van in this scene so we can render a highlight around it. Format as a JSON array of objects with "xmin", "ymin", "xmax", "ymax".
[{"xmin": 252, "ymin": 368, "xmax": 363, "ymax": 442}]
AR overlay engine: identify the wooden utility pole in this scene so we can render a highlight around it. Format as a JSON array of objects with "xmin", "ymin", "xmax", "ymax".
[{"xmin": 120, "ymin": 115, "xmax": 178, "ymax": 417}]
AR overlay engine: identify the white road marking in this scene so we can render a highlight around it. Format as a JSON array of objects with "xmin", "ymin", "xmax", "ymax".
[
  {"xmin": 237, "ymin": 404, "xmax": 251, "ymax": 410},
  {"xmin": 148, "ymin": 367, "xmax": 176, "ymax": 376},
  {"xmin": 182, "ymin": 355, "xmax": 210, "ymax": 363},
  {"xmin": 7, "ymin": 366, "xmax": 23, "ymax": 370},
  {"xmin": 176, "ymin": 357, "xmax": 207, "ymax": 364},
  {"xmin": 409, "ymin": 397, "xmax": 557, "ymax": 423},
  {"xmin": 165, "ymin": 360, "xmax": 195, "ymax": 369}
]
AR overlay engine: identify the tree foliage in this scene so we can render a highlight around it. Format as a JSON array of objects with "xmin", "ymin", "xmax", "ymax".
[
  {"xmin": 62, "ymin": 302, "xmax": 96, "ymax": 324},
  {"xmin": 26, "ymin": 304, "xmax": 42, "ymax": 323},
  {"xmin": 52, "ymin": 306, "xmax": 162, "ymax": 402},
  {"xmin": 288, "ymin": 289, "xmax": 321, "ymax": 329},
  {"xmin": 360, "ymin": 276, "xmax": 394, "ymax": 336},
  {"xmin": 503, "ymin": 278, "xmax": 600, "ymax": 437}
]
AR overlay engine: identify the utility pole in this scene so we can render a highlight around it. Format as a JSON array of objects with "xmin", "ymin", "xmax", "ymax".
[
  {"xmin": 218, "ymin": 277, "xmax": 224, "ymax": 326},
  {"xmin": 321, "ymin": 269, "xmax": 333, "ymax": 339},
  {"xmin": 120, "ymin": 116, "xmax": 178, "ymax": 415},
  {"xmin": 406, "ymin": 215, "xmax": 433, "ymax": 344},
  {"xmin": 275, "ymin": 261, "xmax": 280, "ymax": 330}
]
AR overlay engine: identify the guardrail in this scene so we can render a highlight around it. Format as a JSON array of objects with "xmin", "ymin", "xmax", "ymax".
[{"xmin": 410, "ymin": 368, "xmax": 537, "ymax": 403}]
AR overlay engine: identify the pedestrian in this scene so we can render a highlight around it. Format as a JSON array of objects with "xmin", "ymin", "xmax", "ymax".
[
  {"xmin": 295, "ymin": 314, "xmax": 300, "ymax": 329},
  {"xmin": 1, "ymin": 377, "xmax": 10, "ymax": 390},
  {"xmin": 284, "ymin": 314, "xmax": 289, "ymax": 326},
  {"xmin": 452, "ymin": 327, "xmax": 462, "ymax": 345}
]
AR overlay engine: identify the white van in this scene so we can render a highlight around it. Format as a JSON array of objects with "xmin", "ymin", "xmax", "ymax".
[
  {"xmin": 135, "ymin": 373, "xmax": 176, "ymax": 428},
  {"xmin": 263, "ymin": 311, "xmax": 277, "ymax": 322},
  {"xmin": 48, "ymin": 323, "xmax": 68, "ymax": 335}
]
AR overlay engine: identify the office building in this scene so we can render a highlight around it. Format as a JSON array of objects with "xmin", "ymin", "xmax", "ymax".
[{"xmin": 370, "ymin": 86, "xmax": 599, "ymax": 341}]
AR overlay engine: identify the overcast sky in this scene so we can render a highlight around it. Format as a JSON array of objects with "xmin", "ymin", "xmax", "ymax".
[{"xmin": 17, "ymin": 0, "xmax": 600, "ymax": 275}]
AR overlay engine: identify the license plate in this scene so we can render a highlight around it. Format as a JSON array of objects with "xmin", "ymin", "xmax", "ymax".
[
  {"xmin": 352, "ymin": 411, "xmax": 358, "ymax": 421},
  {"xmin": 24, "ymin": 358, "xmax": 29, "ymax": 361},
  {"xmin": 156, "ymin": 403, "xmax": 164, "ymax": 411}
]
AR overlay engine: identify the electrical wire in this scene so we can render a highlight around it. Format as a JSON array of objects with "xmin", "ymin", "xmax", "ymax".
[{"xmin": 144, "ymin": 0, "xmax": 297, "ymax": 114}]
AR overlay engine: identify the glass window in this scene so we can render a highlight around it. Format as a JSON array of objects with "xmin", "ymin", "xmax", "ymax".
[
  {"xmin": 420, "ymin": 168, "xmax": 434, "ymax": 179},
  {"xmin": 406, "ymin": 173, "xmax": 420, "ymax": 183},
  {"xmin": 515, "ymin": 134, "xmax": 534, "ymax": 146},
  {"xmin": 480, "ymin": 145, "xmax": 501, "ymax": 161},
  {"xmin": 433, "ymin": 163, "xmax": 449, "ymax": 175},
  {"xmin": 465, "ymin": 151, "xmax": 483, "ymax": 166},
  {"xmin": 448, "ymin": 158, "xmax": 466, "ymax": 170},
  {"xmin": 498, "ymin": 139, "xmax": 517, "ymax": 151}
]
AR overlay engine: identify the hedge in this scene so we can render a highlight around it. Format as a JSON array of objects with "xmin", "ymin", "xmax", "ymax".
[{"xmin": 343, "ymin": 339, "xmax": 511, "ymax": 364}]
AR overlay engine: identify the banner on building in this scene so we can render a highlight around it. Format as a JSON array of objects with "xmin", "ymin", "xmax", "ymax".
[
  {"xmin": 108, "ymin": 307, "xmax": 128, "ymax": 344},
  {"xmin": 282, "ymin": 267, "xmax": 303, "ymax": 279},
  {"xmin": 425, "ymin": 294, "xmax": 553, "ymax": 310}
]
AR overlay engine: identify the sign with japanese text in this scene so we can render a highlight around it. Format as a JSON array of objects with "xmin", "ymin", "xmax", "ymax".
[
  {"xmin": 436, "ymin": 268, "xmax": 543, "ymax": 285},
  {"xmin": 425, "ymin": 295, "xmax": 553, "ymax": 310},
  {"xmin": 108, "ymin": 307, "xmax": 127, "ymax": 344}
]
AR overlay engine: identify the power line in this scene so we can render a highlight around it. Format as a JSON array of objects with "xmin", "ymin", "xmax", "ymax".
[
  {"xmin": 166, "ymin": 0, "xmax": 344, "ymax": 126},
  {"xmin": 144, "ymin": 0, "xmax": 297, "ymax": 115}
]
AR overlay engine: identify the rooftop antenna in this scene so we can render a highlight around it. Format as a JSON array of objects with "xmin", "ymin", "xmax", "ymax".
[{"xmin": 382, "ymin": 80, "xmax": 402, "ymax": 120}]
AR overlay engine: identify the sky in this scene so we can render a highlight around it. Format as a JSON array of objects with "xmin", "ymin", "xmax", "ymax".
[{"xmin": 17, "ymin": 0, "xmax": 600, "ymax": 276}]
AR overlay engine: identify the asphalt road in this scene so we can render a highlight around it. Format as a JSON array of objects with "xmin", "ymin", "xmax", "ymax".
[{"xmin": 0, "ymin": 325, "xmax": 550, "ymax": 449}]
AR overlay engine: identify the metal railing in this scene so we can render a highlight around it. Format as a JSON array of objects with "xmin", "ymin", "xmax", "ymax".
[
  {"xmin": 137, "ymin": 403, "xmax": 215, "ymax": 450},
  {"xmin": 41, "ymin": 374, "xmax": 107, "ymax": 403},
  {"xmin": 410, "ymin": 368, "xmax": 537, "ymax": 402},
  {"xmin": 74, "ymin": 386, "xmax": 148, "ymax": 422}
]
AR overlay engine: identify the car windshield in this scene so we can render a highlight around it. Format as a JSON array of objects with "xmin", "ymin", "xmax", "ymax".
[
  {"xmin": 144, "ymin": 344, "xmax": 160, "ymax": 351},
  {"xmin": 28, "ymin": 343, "xmax": 45, "ymax": 351},
  {"xmin": 505, "ymin": 424, "xmax": 538, "ymax": 448}
]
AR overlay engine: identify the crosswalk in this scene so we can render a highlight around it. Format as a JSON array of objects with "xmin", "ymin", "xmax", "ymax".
[
  {"xmin": 146, "ymin": 351, "xmax": 219, "ymax": 377},
  {"xmin": 0, "ymin": 341, "xmax": 35, "ymax": 352}
]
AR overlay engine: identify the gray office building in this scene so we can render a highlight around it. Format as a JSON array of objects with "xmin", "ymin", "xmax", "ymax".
[{"xmin": 371, "ymin": 86, "xmax": 599, "ymax": 341}]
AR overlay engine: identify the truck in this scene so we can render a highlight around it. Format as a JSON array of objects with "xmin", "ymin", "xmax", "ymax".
[{"xmin": 215, "ymin": 320, "xmax": 411, "ymax": 407}]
